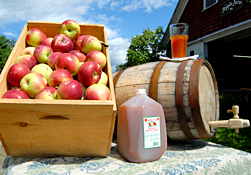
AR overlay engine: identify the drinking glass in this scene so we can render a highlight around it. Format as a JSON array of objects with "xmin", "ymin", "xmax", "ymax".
[{"xmin": 170, "ymin": 23, "xmax": 189, "ymax": 58}]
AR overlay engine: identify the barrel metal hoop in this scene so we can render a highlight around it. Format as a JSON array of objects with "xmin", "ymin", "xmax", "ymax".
[
  {"xmin": 149, "ymin": 61, "xmax": 166, "ymax": 101},
  {"xmin": 113, "ymin": 68, "xmax": 127, "ymax": 89},
  {"xmin": 176, "ymin": 60, "xmax": 196, "ymax": 140},
  {"xmin": 189, "ymin": 59, "xmax": 212, "ymax": 139}
]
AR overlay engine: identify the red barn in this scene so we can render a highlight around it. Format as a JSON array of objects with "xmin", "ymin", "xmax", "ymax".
[{"xmin": 162, "ymin": 0, "xmax": 251, "ymax": 89}]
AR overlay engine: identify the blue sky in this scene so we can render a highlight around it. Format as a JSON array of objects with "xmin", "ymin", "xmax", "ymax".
[{"xmin": 0, "ymin": 0, "xmax": 178, "ymax": 72}]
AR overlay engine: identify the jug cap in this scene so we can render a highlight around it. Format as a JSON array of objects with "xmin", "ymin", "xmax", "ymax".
[{"xmin": 136, "ymin": 89, "xmax": 146, "ymax": 95}]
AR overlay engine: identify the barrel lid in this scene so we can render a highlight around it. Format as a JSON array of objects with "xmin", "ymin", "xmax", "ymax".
[{"xmin": 189, "ymin": 59, "xmax": 219, "ymax": 139}]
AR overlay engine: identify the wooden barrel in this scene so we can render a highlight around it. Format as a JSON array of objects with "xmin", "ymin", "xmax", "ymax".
[{"xmin": 113, "ymin": 59, "xmax": 219, "ymax": 141}]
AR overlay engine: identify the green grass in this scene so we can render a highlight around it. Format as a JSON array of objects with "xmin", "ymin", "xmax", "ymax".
[
  {"xmin": 204, "ymin": 90, "xmax": 251, "ymax": 153},
  {"xmin": 204, "ymin": 127, "xmax": 251, "ymax": 153}
]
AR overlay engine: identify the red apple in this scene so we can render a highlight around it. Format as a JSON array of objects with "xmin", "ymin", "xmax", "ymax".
[
  {"xmin": 74, "ymin": 35, "xmax": 85, "ymax": 52},
  {"xmin": 78, "ymin": 61, "xmax": 102, "ymax": 87},
  {"xmin": 55, "ymin": 53, "xmax": 79, "ymax": 76},
  {"xmin": 41, "ymin": 37, "xmax": 53, "ymax": 47},
  {"xmin": 57, "ymin": 80, "xmax": 83, "ymax": 100},
  {"xmin": 85, "ymin": 84, "xmax": 111, "ymax": 100},
  {"xmin": 60, "ymin": 20, "xmax": 81, "ymax": 40},
  {"xmin": 48, "ymin": 69, "xmax": 73, "ymax": 88},
  {"xmin": 85, "ymin": 50, "xmax": 107, "ymax": 69},
  {"xmin": 51, "ymin": 34, "xmax": 73, "ymax": 53},
  {"xmin": 34, "ymin": 45, "xmax": 53, "ymax": 63},
  {"xmin": 47, "ymin": 52, "xmax": 62, "ymax": 70},
  {"xmin": 35, "ymin": 87, "xmax": 57, "ymax": 100},
  {"xmin": 2, "ymin": 89, "xmax": 29, "ymax": 99},
  {"xmin": 26, "ymin": 28, "xmax": 47, "ymax": 47},
  {"xmin": 69, "ymin": 50, "xmax": 86, "ymax": 62},
  {"xmin": 15, "ymin": 55, "xmax": 37, "ymax": 69},
  {"xmin": 7, "ymin": 63, "xmax": 31, "ymax": 87},
  {"xmin": 20, "ymin": 72, "xmax": 47, "ymax": 98},
  {"xmin": 21, "ymin": 47, "xmax": 35, "ymax": 56},
  {"xmin": 81, "ymin": 35, "xmax": 102, "ymax": 54}
]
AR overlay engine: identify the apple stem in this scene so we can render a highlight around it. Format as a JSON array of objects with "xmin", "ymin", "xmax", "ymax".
[{"xmin": 100, "ymin": 41, "xmax": 109, "ymax": 47}]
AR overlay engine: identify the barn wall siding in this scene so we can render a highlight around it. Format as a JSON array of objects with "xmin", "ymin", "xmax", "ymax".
[{"xmin": 178, "ymin": 0, "xmax": 251, "ymax": 42}]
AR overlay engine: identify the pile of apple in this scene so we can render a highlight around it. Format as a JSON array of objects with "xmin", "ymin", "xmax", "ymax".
[{"xmin": 2, "ymin": 20, "xmax": 111, "ymax": 100}]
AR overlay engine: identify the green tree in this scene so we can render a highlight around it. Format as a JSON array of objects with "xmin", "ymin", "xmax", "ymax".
[
  {"xmin": 0, "ymin": 35, "xmax": 16, "ymax": 73},
  {"xmin": 116, "ymin": 26, "xmax": 170, "ymax": 71}
]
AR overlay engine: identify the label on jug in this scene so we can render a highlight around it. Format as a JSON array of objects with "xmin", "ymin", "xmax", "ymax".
[{"xmin": 143, "ymin": 116, "xmax": 161, "ymax": 149}]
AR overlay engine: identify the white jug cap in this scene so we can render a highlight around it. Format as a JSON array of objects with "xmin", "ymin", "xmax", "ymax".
[{"xmin": 136, "ymin": 89, "xmax": 146, "ymax": 95}]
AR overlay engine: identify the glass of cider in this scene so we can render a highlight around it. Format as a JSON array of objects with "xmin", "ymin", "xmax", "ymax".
[{"xmin": 170, "ymin": 23, "xmax": 189, "ymax": 58}]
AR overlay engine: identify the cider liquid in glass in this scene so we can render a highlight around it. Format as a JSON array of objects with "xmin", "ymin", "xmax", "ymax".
[
  {"xmin": 170, "ymin": 35, "xmax": 188, "ymax": 58},
  {"xmin": 117, "ymin": 90, "xmax": 167, "ymax": 163}
]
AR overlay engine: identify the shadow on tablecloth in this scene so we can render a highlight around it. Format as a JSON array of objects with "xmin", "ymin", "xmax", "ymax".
[{"xmin": 167, "ymin": 139, "xmax": 225, "ymax": 151}]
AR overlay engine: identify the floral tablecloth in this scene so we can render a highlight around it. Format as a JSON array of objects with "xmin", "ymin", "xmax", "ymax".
[{"xmin": 2, "ymin": 140, "xmax": 251, "ymax": 175}]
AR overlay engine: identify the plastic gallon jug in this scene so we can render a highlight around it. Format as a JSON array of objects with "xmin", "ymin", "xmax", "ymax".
[{"xmin": 117, "ymin": 89, "xmax": 167, "ymax": 163}]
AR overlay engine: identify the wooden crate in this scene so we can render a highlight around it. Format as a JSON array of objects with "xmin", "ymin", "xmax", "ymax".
[{"xmin": 0, "ymin": 21, "xmax": 117, "ymax": 158}]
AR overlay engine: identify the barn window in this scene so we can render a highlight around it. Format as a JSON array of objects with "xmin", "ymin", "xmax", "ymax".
[{"xmin": 204, "ymin": 0, "xmax": 218, "ymax": 10}]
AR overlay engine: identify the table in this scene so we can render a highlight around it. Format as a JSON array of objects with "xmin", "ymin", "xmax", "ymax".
[{"xmin": 2, "ymin": 140, "xmax": 251, "ymax": 174}]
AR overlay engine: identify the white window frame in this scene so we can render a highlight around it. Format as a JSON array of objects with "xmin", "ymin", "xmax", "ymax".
[{"xmin": 203, "ymin": 0, "xmax": 218, "ymax": 10}]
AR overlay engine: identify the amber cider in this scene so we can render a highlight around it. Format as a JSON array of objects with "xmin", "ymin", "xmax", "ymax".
[{"xmin": 170, "ymin": 34, "xmax": 188, "ymax": 58}]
